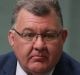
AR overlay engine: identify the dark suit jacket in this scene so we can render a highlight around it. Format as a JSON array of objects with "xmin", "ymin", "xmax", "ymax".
[{"xmin": 0, "ymin": 52, "xmax": 80, "ymax": 75}]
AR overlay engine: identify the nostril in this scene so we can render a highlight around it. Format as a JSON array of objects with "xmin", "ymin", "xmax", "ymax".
[
  {"xmin": 35, "ymin": 48, "xmax": 43, "ymax": 52},
  {"xmin": 34, "ymin": 47, "xmax": 46, "ymax": 52},
  {"xmin": 34, "ymin": 48, "xmax": 40, "ymax": 51}
]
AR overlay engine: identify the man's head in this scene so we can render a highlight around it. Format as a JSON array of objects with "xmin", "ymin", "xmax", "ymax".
[{"xmin": 8, "ymin": 0, "xmax": 67, "ymax": 75}]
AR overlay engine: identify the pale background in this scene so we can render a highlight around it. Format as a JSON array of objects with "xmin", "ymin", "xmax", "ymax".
[{"xmin": 0, "ymin": 0, "xmax": 80, "ymax": 62}]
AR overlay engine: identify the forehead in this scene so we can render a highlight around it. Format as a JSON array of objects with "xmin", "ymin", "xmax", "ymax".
[{"xmin": 15, "ymin": 8, "xmax": 62, "ymax": 31}]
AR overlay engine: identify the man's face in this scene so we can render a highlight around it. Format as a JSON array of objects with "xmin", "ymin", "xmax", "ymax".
[{"xmin": 8, "ymin": 8, "xmax": 67, "ymax": 74}]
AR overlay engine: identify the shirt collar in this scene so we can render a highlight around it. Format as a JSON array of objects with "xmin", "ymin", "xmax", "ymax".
[{"xmin": 16, "ymin": 61, "xmax": 27, "ymax": 75}]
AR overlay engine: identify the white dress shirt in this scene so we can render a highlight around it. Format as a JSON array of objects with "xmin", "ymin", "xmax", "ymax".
[
  {"xmin": 16, "ymin": 61, "xmax": 54, "ymax": 75},
  {"xmin": 16, "ymin": 61, "xmax": 27, "ymax": 75}
]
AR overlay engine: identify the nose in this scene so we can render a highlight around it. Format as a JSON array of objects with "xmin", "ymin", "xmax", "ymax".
[{"xmin": 33, "ymin": 36, "xmax": 46, "ymax": 51}]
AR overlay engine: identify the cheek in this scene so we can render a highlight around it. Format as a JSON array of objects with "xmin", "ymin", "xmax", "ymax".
[
  {"xmin": 13, "ymin": 38, "xmax": 33, "ymax": 64},
  {"xmin": 48, "ymin": 40, "xmax": 63, "ymax": 53},
  {"xmin": 47, "ymin": 40, "xmax": 63, "ymax": 65}
]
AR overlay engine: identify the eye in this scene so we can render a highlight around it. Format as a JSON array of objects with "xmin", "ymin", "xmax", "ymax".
[
  {"xmin": 22, "ymin": 32, "xmax": 36, "ymax": 38},
  {"xmin": 43, "ymin": 32, "xmax": 59, "ymax": 40}
]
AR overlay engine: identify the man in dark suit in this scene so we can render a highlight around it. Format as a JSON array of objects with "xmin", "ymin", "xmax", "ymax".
[{"xmin": 0, "ymin": 0, "xmax": 80, "ymax": 75}]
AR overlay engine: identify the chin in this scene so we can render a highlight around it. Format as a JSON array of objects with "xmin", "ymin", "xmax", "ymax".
[{"xmin": 27, "ymin": 62, "xmax": 49, "ymax": 73}]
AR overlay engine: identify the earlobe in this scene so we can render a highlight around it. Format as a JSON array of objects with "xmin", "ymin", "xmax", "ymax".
[{"xmin": 8, "ymin": 30, "xmax": 15, "ymax": 47}]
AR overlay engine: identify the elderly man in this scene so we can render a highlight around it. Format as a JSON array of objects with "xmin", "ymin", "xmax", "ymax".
[{"xmin": 0, "ymin": 0, "xmax": 80, "ymax": 75}]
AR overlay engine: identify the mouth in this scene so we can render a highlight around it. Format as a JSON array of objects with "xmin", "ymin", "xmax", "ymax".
[{"xmin": 30, "ymin": 55, "xmax": 48, "ymax": 62}]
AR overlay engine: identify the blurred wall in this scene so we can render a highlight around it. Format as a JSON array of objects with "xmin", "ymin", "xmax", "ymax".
[
  {"xmin": 0, "ymin": 0, "xmax": 16, "ymax": 53},
  {"xmin": 0, "ymin": 0, "xmax": 80, "ymax": 62},
  {"xmin": 60, "ymin": 0, "xmax": 80, "ymax": 61}
]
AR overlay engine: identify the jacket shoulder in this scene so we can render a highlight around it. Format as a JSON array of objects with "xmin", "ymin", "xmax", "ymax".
[
  {"xmin": 54, "ymin": 52, "xmax": 80, "ymax": 75},
  {"xmin": 0, "ymin": 52, "xmax": 16, "ymax": 71},
  {"xmin": 63, "ymin": 53, "xmax": 80, "ymax": 69}
]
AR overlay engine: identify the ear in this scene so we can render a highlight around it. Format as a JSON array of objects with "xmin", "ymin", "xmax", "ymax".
[
  {"xmin": 61, "ymin": 29, "xmax": 68, "ymax": 43},
  {"xmin": 8, "ymin": 30, "xmax": 15, "ymax": 47}
]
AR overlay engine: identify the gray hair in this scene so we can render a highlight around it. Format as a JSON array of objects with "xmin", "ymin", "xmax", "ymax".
[{"xmin": 11, "ymin": 0, "xmax": 63, "ymax": 26}]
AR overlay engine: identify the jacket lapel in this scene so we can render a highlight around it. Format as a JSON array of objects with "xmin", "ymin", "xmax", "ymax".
[
  {"xmin": 0, "ymin": 52, "xmax": 17, "ymax": 75},
  {"xmin": 52, "ymin": 53, "xmax": 72, "ymax": 75}
]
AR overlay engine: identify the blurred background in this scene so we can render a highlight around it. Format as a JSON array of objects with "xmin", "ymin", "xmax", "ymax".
[{"xmin": 0, "ymin": 0, "xmax": 80, "ymax": 62}]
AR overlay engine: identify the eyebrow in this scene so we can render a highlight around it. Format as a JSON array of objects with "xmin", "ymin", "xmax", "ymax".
[
  {"xmin": 43, "ymin": 29, "xmax": 59, "ymax": 33},
  {"xmin": 22, "ymin": 28, "xmax": 34, "ymax": 32},
  {"xmin": 22, "ymin": 27, "xmax": 60, "ymax": 33}
]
